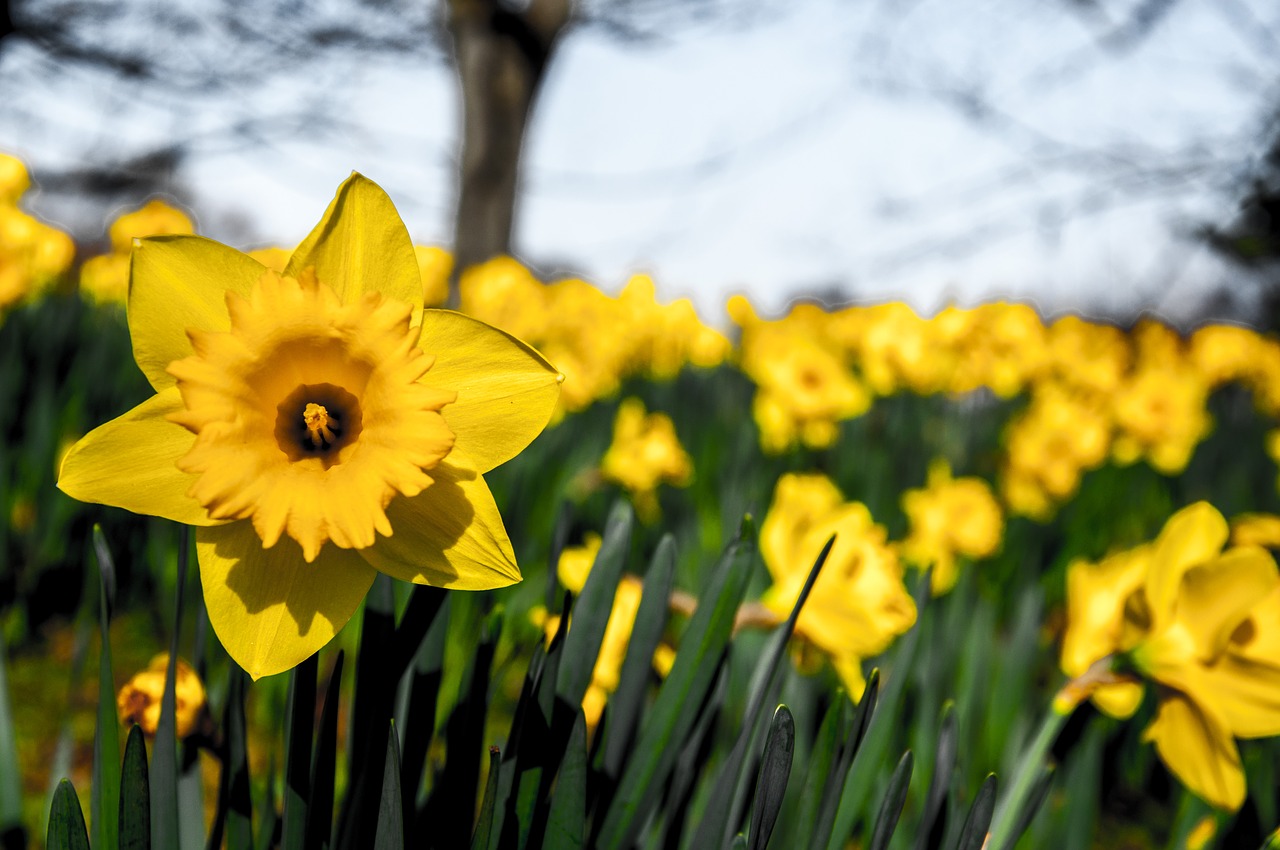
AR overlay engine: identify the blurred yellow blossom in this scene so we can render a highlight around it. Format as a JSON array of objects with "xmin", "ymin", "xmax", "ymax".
[
  {"xmin": 1231, "ymin": 513, "xmax": 1280, "ymax": 549},
  {"xmin": 760, "ymin": 473, "xmax": 916, "ymax": 699},
  {"xmin": 899, "ymin": 459, "xmax": 1003, "ymax": 594},
  {"xmin": 0, "ymin": 156, "xmax": 75, "ymax": 310},
  {"xmin": 81, "ymin": 198, "xmax": 196, "ymax": 304},
  {"xmin": 1061, "ymin": 502, "xmax": 1280, "ymax": 810},
  {"xmin": 600, "ymin": 398, "xmax": 692, "ymax": 521},
  {"xmin": 0, "ymin": 153, "xmax": 30, "ymax": 203},
  {"xmin": 1002, "ymin": 382, "xmax": 1111, "ymax": 519},
  {"xmin": 117, "ymin": 654, "xmax": 207, "ymax": 738},
  {"xmin": 1111, "ymin": 357, "xmax": 1211, "ymax": 474},
  {"xmin": 414, "ymin": 245, "xmax": 452, "ymax": 307},
  {"xmin": 246, "ymin": 245, "xmax": 292, "ymax": 273}
]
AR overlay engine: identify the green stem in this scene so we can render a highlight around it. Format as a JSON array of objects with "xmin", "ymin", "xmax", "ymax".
[{"xmin": 988, "ymin": 657, "xmax": 1125, "ymax": 850}]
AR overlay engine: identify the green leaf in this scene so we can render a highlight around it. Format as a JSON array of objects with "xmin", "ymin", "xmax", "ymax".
[
  {"xmin": 596, "ymin": 517, "xmax": 757, "ymax": 850},
  {"xmin": 916, "ymin": 702, "xmax": 957, "ymax": 850},
  {"xmin": 653, "ymin": 659, "xmax": 730, "ymax": 850},
  {"xmin": 46, "ymin": 780, "xmax": 90, "ymax": 850},
  {"xmin": 746, "ymin": 705, "xmax": 795, "ymax": 850},
  {"xmin": 470, "ymin": 748, "xmax": 502, "ymax": 850},
  {"xmin": 306, "ymin": 651, "xmax": 346, "ymax": 850},
  {"xmin": 282, "ymin": 654, "xmax": 317, "ymax": 850},
  {"xmin": 151, "ymin": 526, "xmax": 191, "ymax": 850},
  {"xmin": 92, "ymin": 527, "xmax": 121, "ymax": 850},
  {"xmin": 374, "ymin": 721, "xmax": 404, "ymax": 850},
  {"xmin": 691, "ymin": 535, "xmax": 833, "ymax": 848},
  {"xmin": 867, "ymin": 751, "xmax": 914, "ymax": 850},
  {"xmin": 556, "ymin": 500, "xmax": 633, "ymax": 708},
  {"xmin": 223, "ymin": 665, "xmax": 253, "ymax": 850},
  {"xmin": 0, "ymin": 628, "xmax": 21, "ymax": 838},
  {"xmin": 119, "ymin": 725, "xmax": 151, "ymax": 850},
  {"xmin": 955, "ymin": 774, "xmax": 998, "ymax": 850},
  {"xmin": 827, "ymin": 570, "xmax": 932, "ymax": 850},
  {"xmin": 994, "ymin": 765, "xmax": 1054, "ymax": 850},
  {"xmin": 542, "ymin": 708, "xmax": 587, "ymax": 850},
  {"xmin": 254, "ymin": 754, "xmax": 279, "ymax": 850},
  {"xmin": 399, "ymin": 593, "xmax": 450, "ymax": 825},
  {"xmin": 601, "ymin": 534, "xmax": 676, "ymax": 780},
  {"xmin": 788, "ymin": 695, "xmax": 850, "ymax": 849}
]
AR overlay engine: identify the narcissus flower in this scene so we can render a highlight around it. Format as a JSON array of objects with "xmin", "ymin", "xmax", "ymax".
[
  {"xmin": 59, "ymin": 174, "xmax": 561, "ymax": 679},
  {"xmin": 898, "ymin": 459, "xmax": 1003, "ymax": 594},
  {"xmin": 1061, "ymin": 502, "xmax": 1280, "ymax": 810},
  {"xmin": 600, "ymin": 397, "xmax": 692, "ymax": 521},
  {"xmin": 117, "ymin": 654, "xmax": 207, "ymax": 738}
]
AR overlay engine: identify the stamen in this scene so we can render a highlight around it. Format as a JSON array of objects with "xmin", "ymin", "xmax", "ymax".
[{"xmin": 303, "ymin": 403, "xmax": 338, "ymax": 449}]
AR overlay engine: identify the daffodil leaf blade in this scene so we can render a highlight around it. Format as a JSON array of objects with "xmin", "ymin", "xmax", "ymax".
[
  {"xmin": 469, "ymin": 747, "xmax": 502, "ymax": 850},
  {"xmin": 418, "ymin": 309, "xmax": 562, "ymax": 474},
  {"xmin": 57, "ymin": 388, "xmax": 216, "ymax": 528},
  {"xmin": 601, "ymin": 534, "xmax": 676, "ymax": 780},
  {"xmin": 222, "ymin": 665, "xmax": 254, "ymax": 850},
  {"xmin": 867, "ymin": 750, "xmax": 913, "ymax": 850},
  {"xmin": 788, "ymin": 693, "xmax": 851, "ymax": 849},
  {"xmin": 91, "ymin": 527, "xmax": 121, "ymax": 850},
  {"xmin": 915, "ymin": 701, "xmax": 957, "ymax": 850},
  {"xmin": 542, "ymin": 707, "xmax": 587, "ymax": 850},
  {"xmin": 595, "ymin": 519, "xmax": 757, "ymax": 850},
  {"xmin": 955, "ymin": 774, "xmax": 998, "ymax": 850},
  {"xmin": 305, "ymin": 652, "xmax": 344, "ymax": 850},
  {"xmin": 46, "ymin": 780, "xmax": 90, "ymax": 850},
  {"xmin": 556, "ymin": 500, "xmax": 633, "ymax": 708},
  {"xmin": 119, "ymin": 725, "xmax": 151, "ymax": 850},
  {"xmin": 373, "ymin": 722, "xmax": 405, "ymax": 850},
  {"xmin": 129, "ymin": 234, "xmax": 264, "ymax": 392},
  {"xmin": 746, "ymin": 705, "xmax": 795, "ymax": 850},
  {"xmin": 397, "ymin": 596, "xmax": 449, "ymax": 820},
  {"xmin": 151, "ymin": 531, "xmax": 190, "ymax": 850},
  {"xmin": 286, "ymin": 173, "xmax": 422, "ymax": 317},
  {"xmin": 281, "ymin": 654, "xmax": 317, "ymax": 850}
]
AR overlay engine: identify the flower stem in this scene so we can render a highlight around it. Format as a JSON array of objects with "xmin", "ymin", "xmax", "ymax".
[{"xmin": 988, "ymin": 657, "xmax": 1127, "ymax": 849}]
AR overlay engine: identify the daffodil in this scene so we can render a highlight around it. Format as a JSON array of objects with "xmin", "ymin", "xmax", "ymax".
[
  {"xmin": 59, "ymin": 174, "xmax": 561, "ymax": 679},
  {"xmin": 1060, "ymin": 502, "xmax": 1280, "ymax": 810},
  {"xmin": 898, "ymin": 459, "xmax": 1003, "ymax": 594},
  {"xmin": 117, "ymin": 654, "xmax": 207, "ymax": 738},
  {"xmin": 600, "ymin": 398, "xmax": 692, "ymax": 521}
]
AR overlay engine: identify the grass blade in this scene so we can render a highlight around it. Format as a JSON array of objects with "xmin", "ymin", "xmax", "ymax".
[
  {"xmin": 374, "ymin": 721, "xmax": 404, "ymax": 850},
  {"xmin": 46, "ymin": 780, "xmax": 90, "ymax": 850},
  {"xmin": 746, "ymin": 705, "xmax": 795, "ymax": 850},
  {"xmin": 867, "ymin": 751, "xmax": 914, "ymax": 850},
  {"xmin": 119, "ymin": 725, "xmax": 150, "ymax": 850},
  {"xmin": 152, "ymin": 525, "xmax": 191, "ymax": 849}
]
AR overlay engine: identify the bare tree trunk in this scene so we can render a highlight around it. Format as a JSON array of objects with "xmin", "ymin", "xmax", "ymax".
[{"xmin": 446, "ymin": 0, "xmax": 570, "ymax": 304}]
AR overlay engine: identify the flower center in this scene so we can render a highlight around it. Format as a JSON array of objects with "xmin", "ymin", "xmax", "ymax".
[{"xmin": 273, "ymin": 383, "xmax": 363, "ymax": 465}]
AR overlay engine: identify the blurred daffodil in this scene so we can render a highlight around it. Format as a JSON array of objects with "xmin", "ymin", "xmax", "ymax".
[
  {"xmin": 59, "ymin": 174, "xmax": 562, "ymax": 679},
  {"xmin": 117, "ymin": 654, "xmax": 207, "ymax": 739},
  {"xmin": 600, "ymin": 398, "xmax": 692, "ymax": 521},
  {"xmin": 898, "ymin": 459, "xmax": 1003, "ymax": 594},
  {"xmin": 760, "ymin": 473, "xmax": 916, "ymax": 700},
  {"xmin": 81, "ymin": 199, "xmax": 195, "ymax": 304},
  {"xmin": 1061, "ymin": 502, "xmax": 1280, "ymax": 810}
]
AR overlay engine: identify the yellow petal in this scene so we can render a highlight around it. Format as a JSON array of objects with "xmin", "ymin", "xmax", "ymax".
[
  {"xmin": 197, "ymin": 522, "xmax": 376, "ymax": 680},
  {"xmin": 285, "ymin": 173, "xmax": 422, "ymax": 317},
  {"xmin": 1147, "ymin": 502, "xmax": 1229, "ymax": 625},
  {"xmin": 57, "ymin": 388, "xmax": 219, "ymax": 526},
  {"xmin": 358, "ymin": 455, "xmax": 520, "ymax": 590},
  {"xmin": 1091, "ymin": 681, "xmax": 1144, "ymax": 719},
  {"xmin": 417, "ymin": 309, "xmax": 561, "ymax": 473},
  {"xmin": 831, "ymin": 653, "xmax": 867, "ymax": 702},
  {"xmin": 1177, "ymin": 547, "xmax": 1279, "ymax": 660},
  {"xmin": 1145, "ymin": 692, "xmax": 1245, "ymax": 811},
  {"xmin": 1203, "ymin": 654, "xmax": 1280, "ymax": 739},
  {"xmin": 129, "ymin": 235, "xmax": 265, "ymax": 392}
]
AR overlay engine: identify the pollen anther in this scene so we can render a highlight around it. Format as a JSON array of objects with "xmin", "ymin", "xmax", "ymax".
[{"xmin": 303, "ymin": 403, "xmax": 338, "ymax": 448}]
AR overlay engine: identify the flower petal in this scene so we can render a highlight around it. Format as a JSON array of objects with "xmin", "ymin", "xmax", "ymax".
[
  {"xmin": 1147, "ymin": 502, "xmax": 1229, "ymax": 626},
  {"xmin": 1145, "ymin": 692, "xmax": 1245, "ymax": 811},
  {"xmin": 197, "ymin": 522, "xmax": 376, "ymax": 680},
  {"xmin": 129, "ymin": 235, "xmax": 265, "ymax": 391},
  {"xmin": 57, "ymin": 388, "xmax": 218, "ymax": 526},
  {"xmin": 1176, "ymin": 547, "xmax": 1279, "ymax": 660},
  {"xmin": 1203, "ymin": 654, "xmax": 1280, "ymax": 739},
  {"xmin": 286, "ymin": 173, "xmax": 422, "ymax": 316},
  {"xmin": 417, "ymin": 309, "xmax": 561, "ymax": 473},
  {"xmin": 358, "ymin": 456, "xmax": 521, "ymax": 590},
  {"xmin": 1092, "ymin": 681, "xmax": 1144, "ymax": 719}
]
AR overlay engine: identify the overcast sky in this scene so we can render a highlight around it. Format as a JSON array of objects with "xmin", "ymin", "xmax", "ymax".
[{"xmin": 3, "ymin": 0, "xmax": 1278, "ymax": 325}]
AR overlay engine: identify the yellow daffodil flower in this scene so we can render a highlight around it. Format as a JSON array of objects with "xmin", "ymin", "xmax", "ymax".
[
  {"xmin": 899, "ymin": 459, "xmax": 1003, "ymax": 594},
  {"xmin": 117, "ymin": 654, "xmax": 207, "ymax": 738},
  {"xmin": 59, "ymin": 174, "xmax": 561, "ymax": 679},
  {"xmin": 414, "ymin": 245, "xmax": 453, "ymax": 307},
  {"xmin": 82, "ymin": 199, "xmax": 196, "ymax": 304},
  {"xmin": 760, "ymin": 473, "xmax": 916, "ymax": 700},
  {"xmin": 1061, "ymin": 502, "xmax": 1280, "ymax": 810},
  {"xmin": 600, "ymin": 398, "xmax": 692, "ymax": 521}
]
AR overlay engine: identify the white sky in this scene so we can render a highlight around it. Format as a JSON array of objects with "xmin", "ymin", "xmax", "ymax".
[{"xmin": 3, "ymin": 0, "xmax": 1278, "ymax": 326}]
